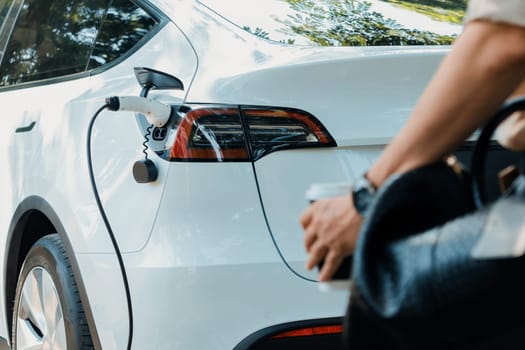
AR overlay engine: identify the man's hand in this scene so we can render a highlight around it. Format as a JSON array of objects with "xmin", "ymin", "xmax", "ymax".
[{"xmin": 300, "ymin": 195, "xmax": 362, "ymax": 282}]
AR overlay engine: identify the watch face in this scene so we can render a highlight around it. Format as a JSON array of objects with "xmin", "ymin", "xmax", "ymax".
[{"xmin": 353, "ymin": 187, "xmax": 373, "ymax": 214}]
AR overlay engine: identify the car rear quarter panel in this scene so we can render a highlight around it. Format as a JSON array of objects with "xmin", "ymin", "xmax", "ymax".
[{"xmin": 155, "ymin": 0, "xmax": 449, "ymax": 280}]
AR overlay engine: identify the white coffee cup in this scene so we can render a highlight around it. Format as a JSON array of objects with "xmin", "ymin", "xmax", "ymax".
[
  {"xmin": 306, "ymin": 182, "xmax": 352, "ymax": 203},
  {"xmin": 305, "ymin": 182, "xmax": 353, "ymax": 291}
]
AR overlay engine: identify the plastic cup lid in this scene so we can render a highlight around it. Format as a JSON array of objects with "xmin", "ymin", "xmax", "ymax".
[{"xmin": 306, "ymin": 182, "xmax": 352, "ymax": 201}]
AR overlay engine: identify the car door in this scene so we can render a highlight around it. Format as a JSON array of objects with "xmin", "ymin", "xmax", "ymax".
[{"xmin": 0, "ymin": 0, "xmax": 197, "ymax": 346}]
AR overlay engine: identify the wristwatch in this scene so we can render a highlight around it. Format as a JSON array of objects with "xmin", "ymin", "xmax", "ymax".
[{"xmin": 352, "ymin": 174, "xmax": 376, "ymax": 216}]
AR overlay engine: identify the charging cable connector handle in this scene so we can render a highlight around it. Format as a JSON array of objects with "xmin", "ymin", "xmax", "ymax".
[{"xmin": 106, "ymin": 96, "xmax": 172, "ymax": 127}]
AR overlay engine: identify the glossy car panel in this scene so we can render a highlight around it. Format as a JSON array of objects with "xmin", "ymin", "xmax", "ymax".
[{"xmin": 254, "ymin": 147, "xmax": 382, "ymax": 280}]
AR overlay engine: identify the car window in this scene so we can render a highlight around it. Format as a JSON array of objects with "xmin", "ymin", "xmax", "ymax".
[
  {"xmin": 200, "ymin": 0, "xmax": 466, "ymax": 46},
  {"xmin": 0, "ymin": 0, "xmax": 158, "ymax": 87},
  {"xmin": 0, "ymin": 0, "xmax": 13, "ymax": 24},
  {"xmin": 0, "ymin": 0, "xmax": 104, "ymax": 86},
  {"xmin": 87, "ymin": 0, "xmax": 158, "ymax": 69},
  {"xmin": 0, "ymin": 0, "xmax": 18, "ymax": 64}
]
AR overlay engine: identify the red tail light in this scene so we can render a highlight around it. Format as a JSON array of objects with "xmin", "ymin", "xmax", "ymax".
[
  {"xmin": 169, "ymin": 105, "xmax": 336, "ymax": 162},
  {"xmin": 271, "ymin": 324, "xmax": 343, "ymax": 339},
  {"xmin": 170, "ymin": 107, "xmax": 249, "ymax": 161}
]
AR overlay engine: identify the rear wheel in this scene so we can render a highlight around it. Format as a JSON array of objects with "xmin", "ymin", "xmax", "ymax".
[{"xmin": 12, "ymin": 234, "xmax": 93, "ymax": 349}]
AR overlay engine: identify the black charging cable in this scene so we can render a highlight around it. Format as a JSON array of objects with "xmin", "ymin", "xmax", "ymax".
[
  {"xmin": 87, "ymin": 104, "xmax": 134, "ymax": 350},
  {"xmin": 140, "ymin": 85, "xmax": 153, "ymax": 160}
]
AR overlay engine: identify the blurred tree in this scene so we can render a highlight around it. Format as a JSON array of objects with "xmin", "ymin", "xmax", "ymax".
[
  {"xmin": 380, "ymin": 0, "xmax": 466, "ymax": 24},
  {"xmin": 387, "ymin": 0, "xmax": 467, "ymax": 11},
  {"xmin": 243, "ymin": 25, "xmax": 296, "ymax": 44},
  {"xmin": 280, "ymin": 0, "xmax": 455, "ymax": 46},
  {"xmin": 243, "ymin": 26, "xmax": 271, "ymax": 39}
]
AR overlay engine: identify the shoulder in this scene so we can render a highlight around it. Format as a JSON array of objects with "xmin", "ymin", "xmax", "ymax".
[{"xmin": 466, "ymin": 0, "xmax": 525, "ymax": 27}]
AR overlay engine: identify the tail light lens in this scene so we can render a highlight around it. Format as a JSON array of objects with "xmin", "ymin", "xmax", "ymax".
[
  {"xmin": 271, "ymin": 324, "xmax": 343, "ymax": 339},
  {"xmin": 170, "ymin": 107, "xmax": 250, "ymax": 161},
  {"xmin": 243, "ymin": 107, "xmax": 336, "ymax": 160},
  {"xmin": 169, "ymin": 105, "xmax": 336, "ymax": 162}
]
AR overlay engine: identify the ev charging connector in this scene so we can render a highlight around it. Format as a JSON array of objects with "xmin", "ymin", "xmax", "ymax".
[
  {"xmin": 105, "ymin": 96, "xmax": 172, "ymax": 127},
  {"xmin": 105, "ymin": 96, "xmax": 173, "ymax": 183}
]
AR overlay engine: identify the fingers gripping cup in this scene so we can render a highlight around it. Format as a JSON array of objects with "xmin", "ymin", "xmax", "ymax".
[{"xmin": 306, "ymin": 182, "xmax": 353, "ymax": 291}]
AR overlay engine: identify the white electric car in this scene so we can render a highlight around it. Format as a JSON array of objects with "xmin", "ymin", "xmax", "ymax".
[{"xmin": 0, "ymin": 0, "xmax": 459, "ymax": 349}]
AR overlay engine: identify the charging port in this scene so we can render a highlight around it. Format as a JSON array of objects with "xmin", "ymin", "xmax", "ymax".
[{"xmin": 152, "ymin": 126, "xmax": 167, "ymax": 141}]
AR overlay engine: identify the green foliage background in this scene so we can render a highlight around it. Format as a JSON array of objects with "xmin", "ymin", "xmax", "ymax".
[
  {"xmin": 280, "ymin": 0, "xmax": 457, "ymax": 46},
  {"xmin": 244, "ymin": 0, "xmax": 469, "ymax": 46},
  {"xmin": 380, "ymin": 0, "xmax": 466, "ymax": 24}
]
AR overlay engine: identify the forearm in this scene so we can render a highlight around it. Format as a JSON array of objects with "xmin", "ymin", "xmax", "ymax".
[
  {"xmin": 368, "ymin": 20, "xmax": 525, "ymax": 187},
  {"xmin": 511, "ymin": 79, "xmax": 525, "ymax": 98}
]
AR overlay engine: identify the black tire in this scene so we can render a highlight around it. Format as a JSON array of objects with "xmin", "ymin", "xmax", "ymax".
[{"xmin": 11, "ymin": 234, "xmax": 93, "ymax": 349}]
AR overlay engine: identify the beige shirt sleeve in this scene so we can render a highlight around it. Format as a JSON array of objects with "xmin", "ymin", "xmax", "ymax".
[{"xmin": 465, "ymin": 0, "xmax": 525, "ymax": 27}]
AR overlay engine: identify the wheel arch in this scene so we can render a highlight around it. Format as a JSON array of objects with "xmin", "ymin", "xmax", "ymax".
[{"xmin": 4, "ymin": 196, "xmax": 102, "ymax": 349}]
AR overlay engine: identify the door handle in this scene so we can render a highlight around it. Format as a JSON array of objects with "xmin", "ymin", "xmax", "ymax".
[{"xmin": 15, "ymin": 121, "xmax": 36, "ymax": 133}]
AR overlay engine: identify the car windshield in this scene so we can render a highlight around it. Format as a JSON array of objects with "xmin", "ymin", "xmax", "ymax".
[{"xmin": 199, "ymin": 0, "xmax": 466, "ymax": 46}]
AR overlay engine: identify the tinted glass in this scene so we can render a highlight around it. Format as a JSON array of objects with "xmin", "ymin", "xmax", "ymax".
[
  {"xmin": 0, "ymin": 0, "xmax": 158, "ymax": 86},
  {"xmin": 88, "ymin": 0, "xmax": 158, "ymax": 69},
  {"xmin": 0, "ymin": 0, "xmax": 14, "ymax": 24},
  {"xmin": 200, "ymin": 0, "xmax": 467, "ymax": 46},
  {"xmin": 0, "ymin": 0, "xmax": 18, "ymax": 64},
  {"xmin": 0, "ymin": 0, "xmax": 105, "ymax": 86}
]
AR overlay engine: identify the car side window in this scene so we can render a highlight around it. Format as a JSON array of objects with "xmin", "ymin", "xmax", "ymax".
[
  {"xmin": 0, "ymin": 0, "xmax": 158, "ymax": 87},
  {"xmin": 0, "ymin": 0, "xmax": 104, "ymax": 86},
  {"xmin": 0, "ymin": 0, "xmax": 18, "ymax": 64},
  {"xmin": 0, "ymin": 0, "xmax": 14, "ymax": 24},
  {"xmin": 87, "ymin": 0, "xmax": 158, "ymax": 70}
]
